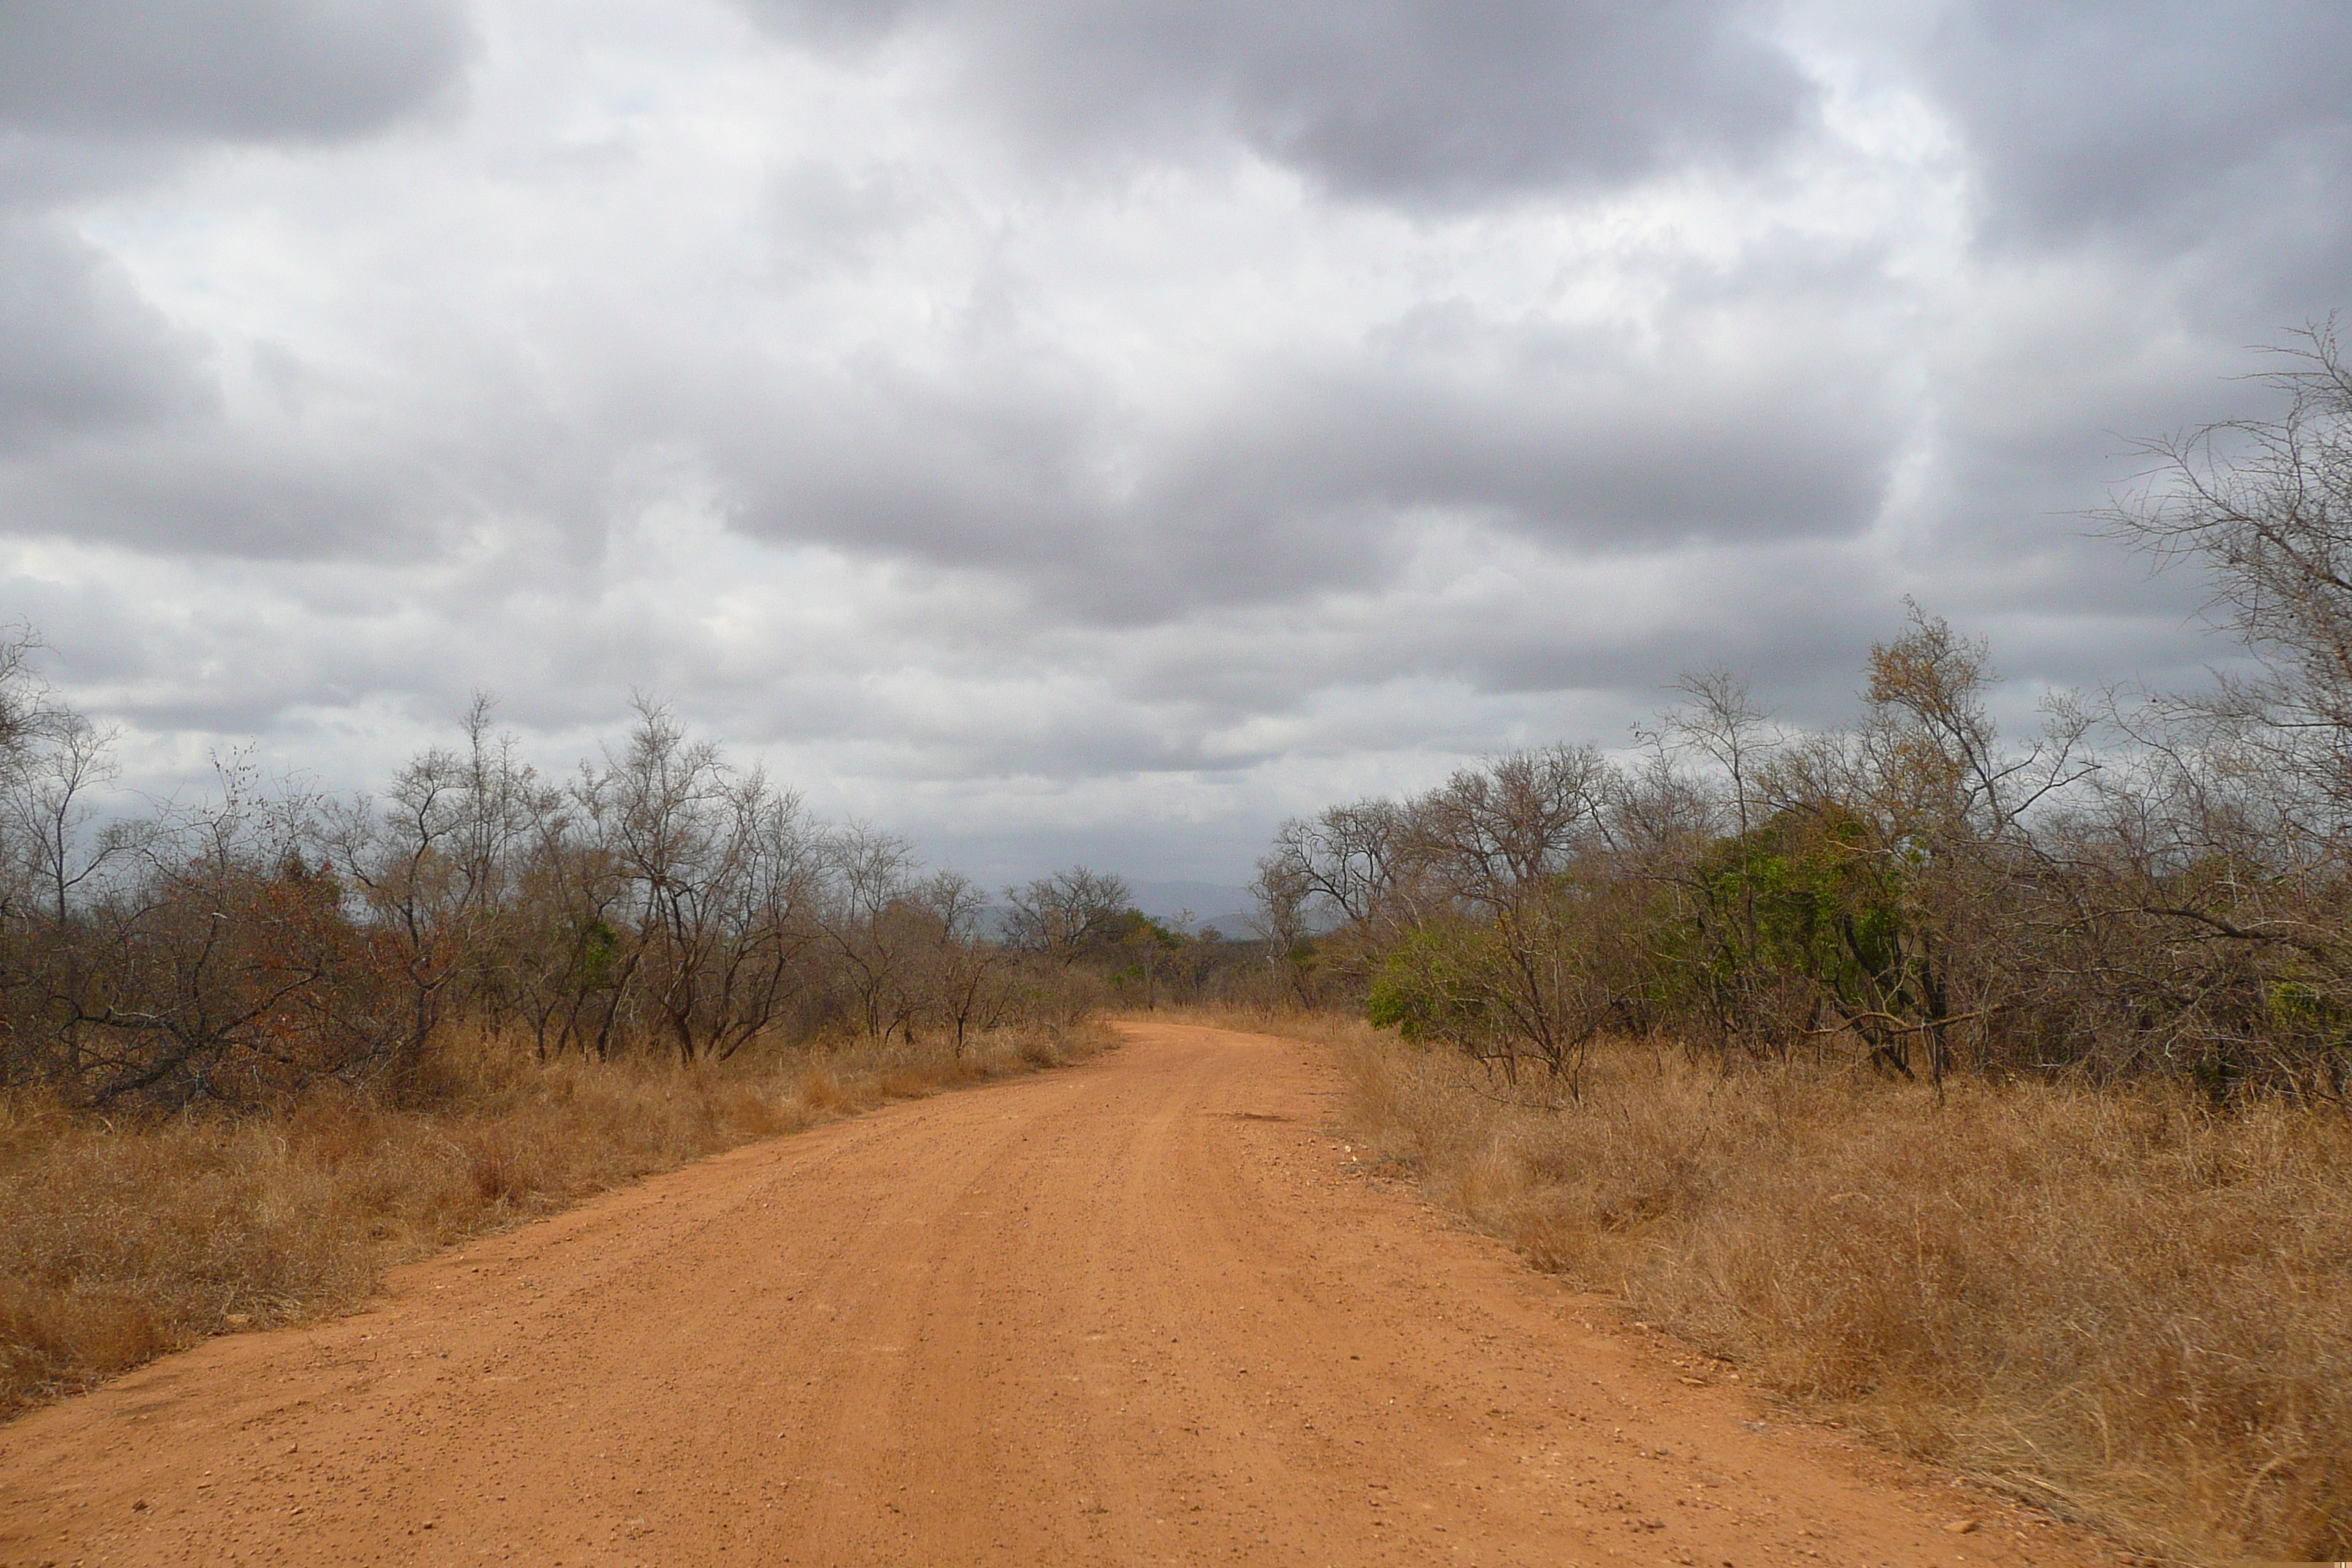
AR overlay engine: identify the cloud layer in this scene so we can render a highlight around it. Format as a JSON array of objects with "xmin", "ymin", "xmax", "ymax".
[
  {"xmin": 739, "ymin": 0, "xmax": 1814, "ymax": 205},
  {"xmin": 0, "ymin": 1, "xmax": 470, "ymax": 143},
  {"xmin": 0, "ymin": 0, "xmax": 2340, "ymax": 883}
]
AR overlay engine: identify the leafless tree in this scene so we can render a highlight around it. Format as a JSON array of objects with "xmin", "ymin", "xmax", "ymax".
[
  {"xmin": 813, "ymin": 823, "xmax": 924, "ymax": 1044},
  {"xmin": 42, "ymin": 754, "xmax": 404, "ymax": 1108},
  {"xmin": 318, "ymin": 695, "xmax": 546, "ymax": 1066},
  {"xmin": 7, "ymin": 712, "xmax": 132, "ymax": 926},
  {"xmin": 1405, "ymin": 745, "xmax": 1614, "ymax": 916},
  {"xmin": 1262, "ymin": 799, "xmax": 1410, "ymax": 928},
  {"xmin": 2106, "ymin": 320, "xmax": 2352, "ymax": 840},
  {"xmin": 1003, "ymin": 867, "xmax": 1132, "ymax": 960},
  {"xmin": 906, "ymin": 870, "xmax": 1005, "ymax": 1057}
]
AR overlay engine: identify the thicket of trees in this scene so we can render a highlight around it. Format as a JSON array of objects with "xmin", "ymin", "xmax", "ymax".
[
  {"xmin": 1257, "ymin": 328, "xmax": 2352, "ymax": 1104},
  {"xmin": 0, "ymin": 685, "xmax": 1248, "ymax": 1111}
]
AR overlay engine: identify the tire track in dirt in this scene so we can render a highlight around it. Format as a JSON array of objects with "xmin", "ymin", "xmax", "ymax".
[{"xmin": 0, "ymin": 1022, "xmax": 2098, "ymax": 1567}]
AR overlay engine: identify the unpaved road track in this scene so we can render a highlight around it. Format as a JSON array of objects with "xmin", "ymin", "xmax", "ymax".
[{"xmin": 2, "ymin": 1022, "xmax": 2093, "ymax": 1567}]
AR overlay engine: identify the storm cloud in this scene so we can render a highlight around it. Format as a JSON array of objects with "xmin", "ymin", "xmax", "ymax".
[
  {"xmin": 0, "ymin": 0, "xmax": 471, "ymax": 144},
  {"xmin": 0, "ymin": 219, "xmax": 215, "ymax": 448},
  {"xmin": 0, "ymin": 0, "xmax": 2340, "ymax": 884},
  {"xmin": 1921, "ymin": 1, "xmax": 2352, "ymax": 248},
  {"xmin": 737, "ymin": 0, "xmax": 1815, "ymax": 206}
]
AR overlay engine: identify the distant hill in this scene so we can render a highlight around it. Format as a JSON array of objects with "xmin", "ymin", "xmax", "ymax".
[
  {"xmin": 1126, "ymin": 881, "xmax": 1259, "ymax": 938},
  {"xmin": 981, "ymin": 878, "xmax": 1318, "ymax": 942}
]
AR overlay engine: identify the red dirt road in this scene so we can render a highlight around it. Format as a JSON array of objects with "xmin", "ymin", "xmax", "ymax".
[{"xmin": 0, "ymin": 1022, "xmax": 2094, "ymax": 1567}]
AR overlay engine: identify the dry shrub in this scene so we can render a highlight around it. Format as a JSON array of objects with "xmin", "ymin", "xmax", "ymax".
[
  {"xmin": 0, "ymin": 1018, "xmax": 1113, "ymax": 1420},
  {"xmin": 794, "ymin": 1064, "xmax": 852, "ymax": 1117},
  {"xmin": 1327, "ymin": 1026, "xmax": 2352, "ymax": 1564}
]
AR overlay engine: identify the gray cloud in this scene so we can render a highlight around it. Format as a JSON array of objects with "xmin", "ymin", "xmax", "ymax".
[
  {"xmin": 0, "ymin": 219, "xmax": 216, "ymax": 448},
  {"xmin": 0, "ymin": 0, "xmax": 473, "ymax": 145},
  {"xmin": 0, "ymin": 314, "xmax": 629, "ymax": 565},
  {"xmin": 1164, "ymin": 309, "xmax": 1899, "ymax": 549},
  {"xmin": 705, "ymin": 268, "xmax": 1905, "ymax": 626},
  {"xmin": 0, "ymin": 136, "xmax": 186, "ymax": 211},
  {"xmin": 0, "ymin": 433, "xmax": 474, "ymax": 561},
  {"xmin": 737, "ymin": 0, "xmax": 1816, "ymax": 206},
  {"xmin": 766, "ymin": 159, "xmax": 937, "ymax": 278},
  {"xmin": 1923, "ymin": 1, "xmax": 2352, "ymax": 249},
  {"xmin": 1, "ymin": 0, "xmax": 2340, "ymax": 889},
  {"xmin": 0, "ymin": 0, "xmax": 484, "ymax": 555}
]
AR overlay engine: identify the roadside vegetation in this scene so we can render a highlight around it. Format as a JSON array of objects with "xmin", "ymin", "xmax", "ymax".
[
  {"xmin": 0, "ymin": 667, "xmax": 1236, "ymax": 1416},
  {"xmin": 0, "ymin": 1017, "xmax": 1108, "ymax": 1418},
  {"xmin": 1290, "ymin": 1018, "xmax": 2343, "ymax": 1564},
  {"xmin": 1235, "ymin": 331, "xmax": 2352, "ymax": 1561}
]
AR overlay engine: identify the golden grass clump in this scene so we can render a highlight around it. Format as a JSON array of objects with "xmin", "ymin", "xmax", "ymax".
[
  {"xmin": 0, "ymin": 1019, "xmax": 1110, "ymax": 1420},
  {"xmin": 1322, "ymin": 1025, "xmax": 2352, "ymax": 1564}
]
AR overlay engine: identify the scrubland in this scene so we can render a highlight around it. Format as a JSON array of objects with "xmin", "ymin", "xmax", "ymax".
[
  {"xmin": 10, "ymin": 333, "xmax": 2352, "ymax": 1567},
  {"xmin": 0, "ymin": 1019, "xmax": 1108, "ymax": 1420},
  {"xmin": 1216, "ymin": 350, "xmax": 2352, "ymax": 1560},
  {"xmin": 1207, "ymin": 1008, "xmax": 2348, "ymax": 1564},
  {"xmin": 0, "ymin": 630, "xmax": 1194, "ymax": 1420}
]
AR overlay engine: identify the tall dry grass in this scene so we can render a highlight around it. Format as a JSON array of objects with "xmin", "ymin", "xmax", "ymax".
[
  {"xmin": 0, "ymin": 1019, "xmax": 1109, "ymax": 1420},
  {"xmin": 1305, "ymin": 1019, "xmax": 2351, "ymax": 1564}
]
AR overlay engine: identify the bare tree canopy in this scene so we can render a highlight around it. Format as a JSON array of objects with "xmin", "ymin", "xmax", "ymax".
[
  {"xmin": 2108, "ymin": 320, "xmax": 2352, "ymax": 837},
  {"xmin": 0, "ymin": 672, "xmax": 1260, "ymax": 1109}
]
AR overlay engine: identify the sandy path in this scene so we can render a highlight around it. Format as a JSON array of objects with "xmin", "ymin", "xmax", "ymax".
[{"xmin": 0, "ymin": 1022, "xmax": 2095, "ymax": 1567}]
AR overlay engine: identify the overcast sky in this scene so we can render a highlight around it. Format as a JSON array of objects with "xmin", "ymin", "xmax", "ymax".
[{"xmin": 3, "ymin": 0, "xmax": 2346, "ymax": 886}]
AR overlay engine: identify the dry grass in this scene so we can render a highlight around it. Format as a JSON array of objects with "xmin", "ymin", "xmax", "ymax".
[
  {"xmin": 1125, "ymin": 1002, "xmax": 1376, "ymax": 1049},
  {"xmin": 1251, "ymin": 1016, "xmax": 2352, "ymax": 1564},
  {"xmin": 0, "ymin": 1019, "xmax": 1110, "ymax": 1420}
]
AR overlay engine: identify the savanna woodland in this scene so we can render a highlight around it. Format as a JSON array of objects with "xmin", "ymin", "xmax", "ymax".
[
  {"xmin": 0, "ymin": 666, "xmax": 1242, "ymax": 1415},
  {"xmin": 8, "ymin": 333, "xmax": 2352, "ymax": 1563},
  {"xmin": 1246, "ymin": 331, "xmax": 2352, "ymax": 1561}
]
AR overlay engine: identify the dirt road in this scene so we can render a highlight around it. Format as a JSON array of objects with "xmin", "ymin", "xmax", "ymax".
[{"xmin": 1, "ymin": 1022, "xmax": 2092, "ymax": 1567}]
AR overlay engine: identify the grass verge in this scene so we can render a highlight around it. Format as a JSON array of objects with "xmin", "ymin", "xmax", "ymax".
[
  {"xmin": 0, "ymin": 1020, "xmax": 1109, "ymax": 1420},
  {"xmin": 1200, "ymin": 1008, "xmax": 2351, "ymax": 1564}
]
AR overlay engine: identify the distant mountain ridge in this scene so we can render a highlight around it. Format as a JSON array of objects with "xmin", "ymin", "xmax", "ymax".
[{"xmin": 1124, "ymin": 880, "xmax": 1257, "ymax": 938}]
